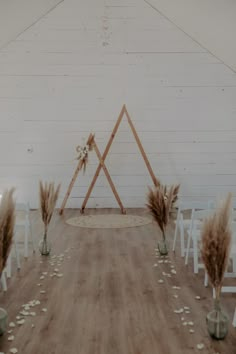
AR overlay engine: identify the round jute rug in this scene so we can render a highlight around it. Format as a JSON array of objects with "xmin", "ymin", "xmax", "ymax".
[{"xmin": 66, "ymin": 214, "xmax": 152, "ymax": 229}]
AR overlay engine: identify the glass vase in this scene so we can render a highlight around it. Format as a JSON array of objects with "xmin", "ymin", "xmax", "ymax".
[
  {"xmin": 157, "ymin": 239, "xmax": 168, "ymax": 256},
  {"xmin": 0, "ymin": 308, "xmax": 7, "ymax": 335},
  {"xmin": 39, "ymin": 236, "xmax": 51, "ymax": 256},
  {"xmin": 206, "ymin": 299, "xmax": 229, "ymax": 339}
]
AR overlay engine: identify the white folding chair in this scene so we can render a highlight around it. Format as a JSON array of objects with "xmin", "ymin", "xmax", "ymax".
[
  {"xmin": 173, "ymin": 200, "xmax": 214, "ymax": 257},
  {"xmin": 15, "ymin": 202, "xmax": 35, "ymax": 258},
  {"xmin": 185, "ymin": 208, "xmax": 214, "ymax": 274}
]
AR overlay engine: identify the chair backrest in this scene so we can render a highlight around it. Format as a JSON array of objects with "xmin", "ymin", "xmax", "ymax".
[
  {"xmin": 189, "ymin": 208, "xmax": 215, "ymax": 235},
  {"xmin": 15, "ymin": 202, "xmax": 30, "ymax": 213},
  {"xmin": 15, "ymin": 202, "xmax": 30, "ymax": 226},
  {"xmin": 177, "ymin": 199, "xmax": 215, "ymax": 213}
]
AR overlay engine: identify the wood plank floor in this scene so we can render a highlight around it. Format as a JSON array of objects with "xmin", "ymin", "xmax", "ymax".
[{"xmin": 0, "ymin": 208, "xmax": 236, "ymax": 354}]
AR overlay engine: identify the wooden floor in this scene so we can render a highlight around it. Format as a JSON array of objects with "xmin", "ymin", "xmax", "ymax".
[{"xmin": 0, "ymin": 208, "xmax": 236, "ymax": 354}]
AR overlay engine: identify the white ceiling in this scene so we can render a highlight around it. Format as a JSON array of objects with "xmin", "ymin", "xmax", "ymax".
[
  {"xmin": 146, "ymin": 0, "xmax": 236, "ymax": 73},
  {"xmin": 0, "ymin": 0, "xmax": 62, "ymax": 49}
]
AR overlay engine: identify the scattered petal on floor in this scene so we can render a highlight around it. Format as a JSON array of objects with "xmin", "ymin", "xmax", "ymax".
[
  {"xmin": 17, "ymin": 319, "xmax": 25, "ymax": 325},
  {"xmin": 40, "ymin": 290, "xmax": 46, "ymax": 294},
  {"xmin": 195, "ymin": 296, "xmax": 201, "ymax": 300},
  {"xmin": 42, "ymin": 308, "xmax": 47, "ymax": 313},
  {"xmin": 42, "ymin": 272, "xmax": 48, "ymax": 275},
  {"xmin": 158, "ymin": 260, "xmax": 163, "ymax": 264},
  {"xmin": 189, "ymin": 329, "xmax": 195, "ymax": 333},
  {"xmin": 182, "ymin": 322, "xmax": 187, "ymax": 326},
  {"xmin": 153, "ymin": 264, "xmax": 158, "ymax": 267},
  {"xmin": 171, "ymin": 269, "xmax": 177, "ymax": 274},
  {"xmin": 9, "ymin": 323, "xmax": 15, "ymax": 328},
  {"xmin": 174, "ymin": 308, "xmax": 184, "ymax": 314},
  {"xmin": 39, "ymin": 276, "xmax": 44, "ymax": 280},
  {"xmin": 181, "ymin": 317, "xmax": 185, "ymax": 321},
  {"xmin": 197, "ymin": 343, "xmax": 204, "ymax": 350},
  {"xmin": 10, "ymin": 348, "xmax": 18, "ymax": 353},
  {"xmin": 8, "ymin": 335, "xmax": 14, "ymax": 341},
  {"xmin": 31, "ymin": 324, "xmax": 35, "ymax": 328},
  {"xmin": 7, "ymin": 330, "xmax": 13, "ymax": 334},
  {"xmin": 173, "ymin": 294, "xmax": 178, "ymax": 298},
  {"xmin": 158, "ymin": 279, "xmax": 164, "ymax": 283},
  {"xmin": 188, "ymin": 321, "xmax": 194, "ymax": 326}
]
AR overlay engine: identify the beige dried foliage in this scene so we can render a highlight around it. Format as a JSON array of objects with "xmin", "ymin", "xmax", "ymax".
[
  {"xmin": 0, "ymin": 188, "xmax": 15, "ymax": 276},
  {"xmin": 39, "ymin": 181, "xmax": 61, "ymax": 235},
  {"xmin": 76, "ymin": 133, "xmax": 95, "ymax": 173},
  {"xmin": 201, "ymin": 193, "xmax": 232, "ymax": 299},
  {"xmin": 146, "ymin": 183, "xmax": 180, "ymax": 237}
]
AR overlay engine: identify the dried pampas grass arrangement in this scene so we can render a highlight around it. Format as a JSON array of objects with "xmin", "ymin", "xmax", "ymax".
[
  {"xmin": 76, "ymin": 133, "xmax": 95, "ymax": 173},
  {"xmin": 201, "ymin": 193, "xmax": 232, "ymax": 301},
  {"xmin": 39, "ymin": 181, "xmax": 61, "ymax": 238},
  {"xmin": 201, "ymin": 193, "xmax": 232, "ymax": 339},
  {"xmin": 146, "ymin": 183, "xmax": 180, "ymax": 254},
  {"xmin": 0, "ymin": 188, "xmax": 15, "ymax": 276}
]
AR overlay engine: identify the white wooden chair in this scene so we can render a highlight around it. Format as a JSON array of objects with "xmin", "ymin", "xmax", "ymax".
[
  {"xmin": 185, "ymin": 208, "xmax": 214, "ymax": 274},
  {"xmin": 15, "ymin": 202, "xmax": 35, "ymax": 258},
  {"xmin": 172, "ymin": 200, "xmax": 214, "ymax": 257}
]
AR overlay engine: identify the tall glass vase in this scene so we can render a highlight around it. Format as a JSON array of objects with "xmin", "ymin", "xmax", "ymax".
[
  {"xmin": 206, "ymin": 298, "xmax": 229, "ymax": 339},
  {"xmin": 158, "ymin": 230, "xmax": 168, "ymax": 255},
  {"xmin": 39, "ymin": 232, "xmax": 51, "ymax": 256}
]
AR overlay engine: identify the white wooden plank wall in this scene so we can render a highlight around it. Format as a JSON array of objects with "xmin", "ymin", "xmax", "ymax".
[{"xmin": 0, "ymin": 0, "xmax": 235, "ymax": 208}]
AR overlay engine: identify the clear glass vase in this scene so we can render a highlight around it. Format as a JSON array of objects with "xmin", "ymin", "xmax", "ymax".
[
  {"xmin": 39, "ymin": 236, "xmax": 51, "ymax": 256},
  {"xmin": 0, "ymin": 308, "xmax": 7, "ymax": 335},
  {"xmin": 157, "ymin": 239, "xmax": 168, "ymax": 256},
  {"xmin": 206, "ymin": 299, "xmax": 229, "ymax": 339}
]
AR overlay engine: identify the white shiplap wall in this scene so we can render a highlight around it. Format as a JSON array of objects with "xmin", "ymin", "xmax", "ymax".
[{"xmin": 0, "ymin": 0, "xmax": 236, "ymax": 208}]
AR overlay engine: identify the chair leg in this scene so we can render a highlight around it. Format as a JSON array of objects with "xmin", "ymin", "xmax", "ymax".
[
  {"xmin": 204, "ymin": 271, "xmax": 208, "ymax": 287},
  {"xmin": 180, "ymin": 215, "xmax": 185, "ymax": 258},
  {"xmin": 172, "ymin": 209, "xmax": 180, "ymax": 252},
  {"xmin": 6, "ymin": 253, "xmax": 11, "ymax": 278},
  {"xmin": 233, "ymin": 308, "xmax": 236, "ymax": 327},
  {"xmin": 185, "ymin": 231, "xmax": 191, "ymax": 265},
  {"xmin": 30, "ymin": 221, "xmax": 36, "ymax": 253},
  {"xmin": 1, "ymin": 272, "xmax": 7, "ymax": 292},
  {"xmin": 14, "ymin": 238, "xmax": 21, "ymax": 270},
  {"xmin": 24, "ymin": 225, "xmax": 29, "ymax": 258},
  {"xmin": 193, "ymin": 234, "xmax": 199, "ymax": 274}
]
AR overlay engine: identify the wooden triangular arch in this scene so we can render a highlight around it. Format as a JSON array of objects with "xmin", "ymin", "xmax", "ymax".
[{"xmin": 80, "ymin": 104, "xmax": 159, "ymax": 214}]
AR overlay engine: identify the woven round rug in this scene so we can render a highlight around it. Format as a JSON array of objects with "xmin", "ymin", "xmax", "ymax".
[{"xmin": 66, "ymin": 214, "xmax": 152, "ymax": 229}]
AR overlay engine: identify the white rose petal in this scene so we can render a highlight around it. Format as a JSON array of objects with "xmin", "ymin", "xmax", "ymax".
[
  {"xmin": 197, "ymin": 343, "xmax": 204, "ymax": 350},
  {"xmin": 10, "ymin": 348, "xmax": 18, "ymax": 354},
  {"xmin": 9, "ymin": 322, "xmax": 15, "ymax": 328},
  {"xmin": 8, "ymin": 335, "xmax": 14, "ymax": 341}
]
